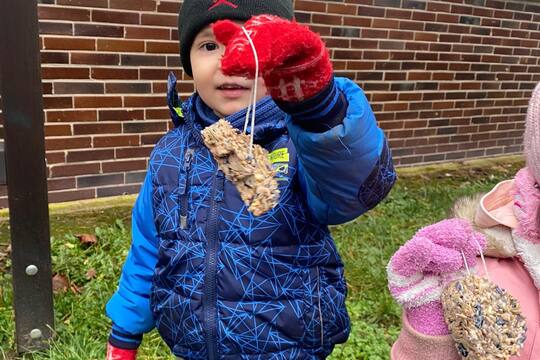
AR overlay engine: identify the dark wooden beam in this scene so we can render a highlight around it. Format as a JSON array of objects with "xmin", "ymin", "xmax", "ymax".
[
  {"xmin": 0, "ymin": 0, "xmax": 54, "ymax": 353},
  {"xmin": 0, "ymin": 140, "xmax": 5, "ymax": 185}
]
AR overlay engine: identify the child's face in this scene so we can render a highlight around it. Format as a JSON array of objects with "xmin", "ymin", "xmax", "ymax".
[{"xmin": 190, "ymin": 24, "xmax": 268, "ymax": 118}]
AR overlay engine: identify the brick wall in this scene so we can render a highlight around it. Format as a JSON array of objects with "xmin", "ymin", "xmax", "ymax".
[{"xmin": 0, "ymin": 0, "xmax": 539, "ymax": 207}]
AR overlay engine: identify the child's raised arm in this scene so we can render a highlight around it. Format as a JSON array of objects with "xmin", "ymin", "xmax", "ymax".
[{"xmin": 214, "ymin": 16, "xmax": 396, "ymax": 224}]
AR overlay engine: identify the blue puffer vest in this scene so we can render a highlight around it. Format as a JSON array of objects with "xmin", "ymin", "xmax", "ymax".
[{"xmin": 149, "ymin": 90, "xmax": 350, "ymax": 360}]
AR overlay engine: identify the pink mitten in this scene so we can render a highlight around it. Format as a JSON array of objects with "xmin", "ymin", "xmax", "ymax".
[
  {"xmin": 106, "ymin": 343, "xmax": 137, "ymax": 360},
  {"xmin": 212, "ymin": 15, "xmax": 333, "ymax": 102},
  {"xmin": 387, "ymin": 218, "xmax": 486, "ymax": 335}
]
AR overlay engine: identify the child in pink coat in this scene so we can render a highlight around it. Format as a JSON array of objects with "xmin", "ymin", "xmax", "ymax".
[{"xmin": 388, "ymin": 82, "xmax": 540, "ymax": 360}]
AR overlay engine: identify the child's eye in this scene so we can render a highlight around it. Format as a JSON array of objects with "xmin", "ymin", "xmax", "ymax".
[{"xmin": 201, "ymin": 42, "xmax": 218, "ymax": 51}]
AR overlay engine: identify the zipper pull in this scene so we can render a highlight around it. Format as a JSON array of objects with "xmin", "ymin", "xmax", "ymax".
[
  {"xmin": 214, "ymin": 172, "xmax": 225, "ymax": 203},
  {"xmin": 180, "ymin": 214, "xmax": 188, "ymax": 229},
  {"xmin": 179, "ymin": 148, "xmax": 195, "ymax": 195},
  {"xmin": 184, "ymin": 148, "xmax": 194, "ymax": 170}
]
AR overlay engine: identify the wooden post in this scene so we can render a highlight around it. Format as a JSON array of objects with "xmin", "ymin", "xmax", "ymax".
[
  {"xmin": 0, "ymin": 140, "xmax": 5, "ymax": 185},
  {"xmin": 0, "ymin": 0, "xmax": 55, "ymax": 353}
]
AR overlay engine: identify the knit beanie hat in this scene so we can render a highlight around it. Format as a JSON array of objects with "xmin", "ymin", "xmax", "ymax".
[
  {"xmin": 525, "ymin": 82, "xmax": 540, "ymax": 183},
  {"xmin": 178, "ymin": 0, "xmax": 294, "ymax": 77}
]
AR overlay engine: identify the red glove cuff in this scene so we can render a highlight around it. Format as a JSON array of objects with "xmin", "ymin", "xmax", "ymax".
[{"xmin": 106, "ymin": 343, "xmax": 137, "ymax": 360}]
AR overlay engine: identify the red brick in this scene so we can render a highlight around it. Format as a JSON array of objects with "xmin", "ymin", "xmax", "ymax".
[
  {"xmin": 327, "ymin": 3, "xmax": 357, "ymax": 15},
  {"xmin": 110, "ymin": 0, "xmax": 156, "ymax": 11},
  {"xmin": 436, "ymin": 13, "xmax": 459, "ymax": 23},
  {"xmin": 46, "ymin": 110, "xmax": 97, "ymax": 123},
  {"xmin": 38, "ymin": 6, "xmax": 90, "ymax": 21},
  {"xmin": 99, "ymin": 109, "xmax": 145, "ymax": 121},
  {"xmin": 157, "ymin": 1, "xmax": 181, "ymax": 13},
  {"xmin": 115, "ymin": 146, "xmax": 153, "ymax": 159},
  {"xmin": 358, "ymin": 5, "xmax": 385, "ymax": 17},
  {"xmin": 312, "ymin": 13, "xmax": 343, "ymax": 25},
  {"xmin": 39, "ymin": 21, "xmax": 73, "ymax": 35},
  {"xmin": 102, "ymin": 159, "xmax": 147, "ymax": 173},
  {"xmin": 372, "ymin": 18, "xmax": 399, "ymax": 29},
  {"xmin": 56, "ymin": 0, "xmax": 108, "ymax": 7},
  {"xmin": 141, "ymin": 13, "xmax": 177, "ymax": 27},
  {"xmin": 54, "ymin": 82, "xmax": 104, "ymax": 94},
  {"xmin": 50, "ymin": 163, "xmax": 101, "ymax": 177},
  {"xmin": 141, "ymin": 133, "xmax": 161, "ymax": 145},
  {"xmin": 124, "ymin": 96, "xmax": 165, "ymax": 107},
  {"xmin": 146, "ymin": 41, "xmax": 179, "ymax": 54},
  {"xmin": 125, "ymin": 26, "xmax": 170, "ymax": 40},
  {"xmin": 122, "ymin": 121, "xmax": 167, "ymax": 133},
  {"xmin": 343, "ymin": 16, "xmax": 371, "ymax": 28},
  {"xmin": 45, "ymin": 136, "xmax": 92, "ymax": 151},
  {"xmin": 47, "ymin": 177, "xmax": 76, "ymax": 192},
  {"xmin": 45, "ymin": 124, "xmax": 72, "ymax": 137},
  {"xmin": 412, "ymin": 11, "xmax": 436, "ymax": 22},
  {"xmin": 41, "ymin": 52, "xmax": 70, "ymax": 64},
  {"xmin": 386, "ymin": 9, "xmax": 412, "ymax": 20},
  {"xmin": 42, "ymin": 67, "xmax": 90, "ymax": 79},
  {"xmin": 74, "ymin": 24, "xmax": 124, "ymax": 37},
  {"xmin": 73, "ymin": 123, "xmax": 122, "ymax": 135},
  {"xmin": 105, "ymin": 83, "xmax": 152, "ymax": 94},
  {"xmin": 43, "ymin": 96, "xmax": 73, "ymax": 109},
  {"xmin": 43, "ymin": 37, "xmax": 95, "ymax": 51},
  {"xmin": 91, "ymin": 68, "xmax": 139, "ymax": 80},
  {"xmin": 71, "ymin": 53, "xmax": 120, "ymax": 65},
  {"xmin": 97, "ymin": 39, "xmax": 145, "ymax": 52},
  {"xmin": 427, "ymin": 2, "xmax": 450, "ymax": 12},
  {"xmin": 74, "ymin": 96, "xmax": 122, "ymax": 108},
  {"xmin": 145, "ymin": 108, "xmax": 170, "ymax": 119},
  {"xmin": 46, "ymin": 151, "xmax": 67, "ymax": 164},
  {"xmin": 67, "ymin": 149, "xmax": 114, "ymax": 162},
  {"xmin": 94, "ymin": 135, "xmax": 140, "ymax": 147},
  {"xmin": 296, "ymin": 0, "xmax": 326, "ymax": 12},
  {"xmin": 48, "ymin": 189, "xmax": 96, "ymax": 203},
  {"xmin": 92, "ymin": 10, "xmax": 140, "ymax": 24}
]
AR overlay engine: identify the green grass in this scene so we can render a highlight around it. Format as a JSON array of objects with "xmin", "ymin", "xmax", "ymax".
[{"xmin": 0, "ymin": 158, "xmax": 524, "ymax": 359}]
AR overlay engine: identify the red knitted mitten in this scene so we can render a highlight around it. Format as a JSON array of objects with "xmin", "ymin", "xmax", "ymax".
[{"xmin": 213, "ymin": 15, "xmax": 333, "ymax": 102}]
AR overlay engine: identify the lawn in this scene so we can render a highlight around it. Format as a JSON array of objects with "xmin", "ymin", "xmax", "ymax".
[{"xmin": 0, "ymin": 156, "xmax": 524, "ymax": 359}]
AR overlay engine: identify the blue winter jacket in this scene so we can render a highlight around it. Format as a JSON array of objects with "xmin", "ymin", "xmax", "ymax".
[{"xmin": 106, "ymin": 74, "xmax": 396, "ymax": 360}]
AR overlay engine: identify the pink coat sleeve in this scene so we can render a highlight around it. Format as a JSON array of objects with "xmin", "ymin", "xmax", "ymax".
[{"xmin": 391, "ymin": 313, "xmax": 460, "ymax": 360}]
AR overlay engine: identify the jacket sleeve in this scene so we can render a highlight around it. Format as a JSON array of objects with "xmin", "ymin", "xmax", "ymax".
[
  {"xmin": 283, "ymin": 77, "xmax": 396, "ymax": 225},
  {"xmin": 392, "ymin": 314, "xmax": 460, "ymax": 360},
  {"xmin": 106, "ymin": 171, "xmax": 159, "ymax": 348}
]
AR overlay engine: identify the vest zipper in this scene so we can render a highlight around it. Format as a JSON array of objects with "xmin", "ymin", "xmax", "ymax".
[
  {"xmin": 179, "ymin": 148, "xmax": 194, "ymax": 230},
  {"xmin": 203, "ymin": 171, "xmax": 223, "ymax": 360}
]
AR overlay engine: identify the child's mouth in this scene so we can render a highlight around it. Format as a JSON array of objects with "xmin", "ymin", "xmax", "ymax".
[{"xmin": 217, "ymin": 84, "xmax": 249, "ymax": 98}]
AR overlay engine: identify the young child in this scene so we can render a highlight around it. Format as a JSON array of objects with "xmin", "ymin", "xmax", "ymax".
[
  {"xmin": 387, "ymin": 82, "xmax": 540, "ymax": 359},
  {"xmin": 106, "ymin": 1, "xmax": 396, "ymax": 359}
]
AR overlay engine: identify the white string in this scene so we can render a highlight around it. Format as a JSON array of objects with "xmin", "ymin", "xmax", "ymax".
[
  {"xmin": 475, "ymin": 237, "xmax": 490, "ymax": 281},
  {"xmin": 241, "ymin": 26, "xmax": 259, "ymax": 158},
  {"xmin": 461, "ymin": 251, "xmax": 471, "ymax": 276},
  {"xmin": 243, "ymin": 86, "xmax": 254, "ymax": 134},
  {"xmin": 460, "ymin": 237, "xmax": 490, "ymax": 280}
]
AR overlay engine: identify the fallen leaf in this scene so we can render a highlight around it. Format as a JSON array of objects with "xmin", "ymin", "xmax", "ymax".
[
  {"xmin": 52, "ymin": 274, "xmax": 69, "ymax": 294},
  {"xmin": 86, "ymin": 268, "xmax": 97, "ymax": 279},
  {"xmin": 70, "ymin": 283, "xmax": 82, "ymax": 294},
  {"xmin": 76, "ymin": 234, "xmax": 98, "ymax": 247}
]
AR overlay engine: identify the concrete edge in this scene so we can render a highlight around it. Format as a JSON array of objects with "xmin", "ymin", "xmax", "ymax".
[
  {"xmin": 396, "ymin": 154, "xmax": 524, "ymax": 177},
  {"xmin": 0, "ymin": 194, "xmax": 137, "ymax": 220}
]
